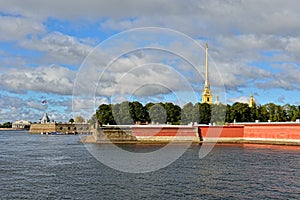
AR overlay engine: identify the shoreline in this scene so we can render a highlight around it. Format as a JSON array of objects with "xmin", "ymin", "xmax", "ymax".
[
  {"xmin": 80, "ymin": 135, "xmax": 300, "ymax": 146},
  {"xmin": 0, "ymin": 128, "xmax": 28, "ymax": 131}
]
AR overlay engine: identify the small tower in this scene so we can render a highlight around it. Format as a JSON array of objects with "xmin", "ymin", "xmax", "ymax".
[
  {"xmin": 215, "ymin": 94, "xmax": 220, "ymax": 105},
  {"xmin": 40, "ymin": 112, "xmax": 51, "ymax": 124},
  {"xmin": 202, "ymin": 43, "xmax": 213, "ymax": 104},
  {"xmin": 249, "ymin": 94, "xmax": 255, "ymax": 108}
]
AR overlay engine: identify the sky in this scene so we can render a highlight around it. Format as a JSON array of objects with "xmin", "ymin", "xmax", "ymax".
[{"xmin": 1, "ymin": 0, "xmax": 300, "ymax": 122}]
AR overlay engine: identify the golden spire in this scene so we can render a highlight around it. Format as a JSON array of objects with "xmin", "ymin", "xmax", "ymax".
[
  {"xmin": 202, "ymin": 43, "xmax": 213, "ymax": 104},
  {"xmin": 205, "ymin": 43, "xmax": 209, "ymax": 86},
  {"xmin": 215, "ymin": 94, "xmax": 220, "ymax": 105}
]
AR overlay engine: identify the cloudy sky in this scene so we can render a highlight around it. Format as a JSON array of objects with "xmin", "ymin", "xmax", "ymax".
[{"xmin": 1, "ymin": 0, "xmax": 300, "ymax": 122}]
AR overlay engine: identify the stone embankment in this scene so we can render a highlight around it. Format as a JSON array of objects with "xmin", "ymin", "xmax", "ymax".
[
  {"xmin": 30, "ymin": 123, "xmax": 91, "ymax": 134},
  {"xmin": 82, "ymin": 123, "xmax": 300, "ymax": 146},
  {"xmin": 81, "ymin": 125, "xmax": 199, "ymax": 144}
]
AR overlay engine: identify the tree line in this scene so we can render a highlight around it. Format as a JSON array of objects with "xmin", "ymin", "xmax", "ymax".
[
  {"xmin": 0, "ymin": 122, "xmax": 12, "ymax": 128},
  {"xmin": 95, "ymin": 101, "xmax": 300, "ymax": 126}
]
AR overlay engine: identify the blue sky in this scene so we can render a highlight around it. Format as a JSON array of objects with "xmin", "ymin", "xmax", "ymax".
[{"xmin": 1, "ymin": 0, "xmax": 300, "ymax": 122}]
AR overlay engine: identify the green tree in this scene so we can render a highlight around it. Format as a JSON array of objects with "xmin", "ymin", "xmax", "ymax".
[
  {"xmin": 94, "ymin": 100, "xmax": 300, "ymax": 125},
  {"xmin": 265, "ymin": 103, "xmax": 276, "ymax": 122},
  {"xmin": 144, "ymin": 102, "xmax": 155, "ymax": 123},
  {"xmin": 68, "ymin": 118, "xmax": 74, "ymax": 123},
  {"xmin": 0, "ymin": 122, "xmax": 12, "ymax": 128},
  {"xmin": 284, "ymin": 104, "xmax": 298, "ymax": 121},
  {"xmin": 256, "ymin": 105, "xmax": 269, "ymax": 122},
  {"xmin": 211, "ymin": 103, "xmax": 226, "ymax": 125},
  {"xmin": 111, "ymin": 103, "xmax": 121, "ymax": 124},
  {"xmin": 230, "ymin": 102, "xmax": 251, "ymax": 122},
  {"xmin": 264, "ymin": 103, "xmax": 287, "ymax": 122},
  {"xmin": 149, "ymin": 103, "xmax": 167, "ymax": 124},
  {"xmin": 249, "ymin": 107, "xmax": 257, "ymax": 122},
  {"xmin": 118, "ymin": 101, "xmax": 134, "ymax": 125},
  {"xmin": 164, "ymin": 102, "xmax": 181, "ymax": 124},
  {"xmin": 130, "ymin": 101, "xmax": 146, "ymax": 123},
  {"xmin": 198, "ymin": 103, "xmax": 211, "ymax": 124},
  {"xmin": 145, "ymin": 102, "xmax": 155, "ymax": 111},
  {"xmin": 96, "ymin": 104, "xmax": 116, "ymax": 126},
  {"xmin": 181, "ymin": 102, "xmax": 198, "ymax": 124},
  {"xmin": 294, "ymin": 106, "xmax": 300, "ymax": 121},
  {"xmin": 225, "ymin": 104, "xmax": 232, "ymax": 123},
  {"xmin": 274, "ymin": 105, "xmax": 287, "ymax": 122},
  {"xmin": 75, "ymin": 115, "xmax": 84, "ymax": 123}
]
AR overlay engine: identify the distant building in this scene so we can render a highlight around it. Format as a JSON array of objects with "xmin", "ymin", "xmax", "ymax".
[
  {"xmin": 215, "ymin": 95, "xmax": 220, "ymax": 105},
  {"xmin": 40, "ymin": 113, "xmax": 51, "ymax": 124},
  {"xmin": 12, "ymin": 120, "xmax": 31, "ymax": 129}
]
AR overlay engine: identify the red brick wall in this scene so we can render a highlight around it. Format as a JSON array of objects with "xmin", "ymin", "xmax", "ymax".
[
  {"xmin": 131, "ymin": 127, "xmax": 197, "ymax": 137},
  {"xmin": 244, "ymin": 124, "xmax": 300, "ymax": 139},
  {"xmin": 198, "ymin": 125, "xmax": 244, "ymax": 138},
  {"xmin": 130, "ymin": 124, "xmax": 300, "ymax": 140}
]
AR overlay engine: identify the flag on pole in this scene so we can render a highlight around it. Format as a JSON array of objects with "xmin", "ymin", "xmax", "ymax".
[{"xmin": 42, "ymin": 100, "xmax": 47, "ymax": 104}]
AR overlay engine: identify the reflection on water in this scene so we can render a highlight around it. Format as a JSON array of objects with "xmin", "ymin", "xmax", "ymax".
[
  {"xmin": 0, "ymin": 131, "xmax": 299, "ymax": 199},
  {"xmin": 242, "ymin": 143, "xmax": 300, "ymax": 151}
]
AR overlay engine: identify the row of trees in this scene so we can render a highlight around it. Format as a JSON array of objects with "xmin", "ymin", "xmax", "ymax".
[
  {"xmin": 68, "ymin": 116, "xmax": 85, "ymax": 123},
  {"xmin": 95, "ymin": 101, "xmax": 300, "ymax": 126},
  {"xmin": 0, "ymin": 122, "xmax": 12, "ymax": 128}
]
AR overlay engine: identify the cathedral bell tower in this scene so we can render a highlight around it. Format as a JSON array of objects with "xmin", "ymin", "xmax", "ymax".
[
  {"xmin": 249, "ymin": 94, "xmax": 255, "ymax": 108},
  {"xmin": 202, "ymin": 43, "xmax": 213, "ymax": 104}
]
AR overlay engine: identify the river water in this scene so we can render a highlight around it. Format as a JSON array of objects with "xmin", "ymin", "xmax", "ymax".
[{"xmin": 0, "ymin": 131, "xmax": 299, "ymax": 199}]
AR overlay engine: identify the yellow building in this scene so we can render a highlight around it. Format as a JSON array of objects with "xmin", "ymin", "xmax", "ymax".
[{"xmin": 202, "ymin": 43, "xmax": 213, "ymax": 104}]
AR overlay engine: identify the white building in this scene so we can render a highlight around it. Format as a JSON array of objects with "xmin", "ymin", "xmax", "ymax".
[
  {"xmin": 40, "ymin": 113, "xmax": 51, "ymax": 124},
  {"xmin": 12, "ymin": 120, "xmax": 31, "ymax": 129}
]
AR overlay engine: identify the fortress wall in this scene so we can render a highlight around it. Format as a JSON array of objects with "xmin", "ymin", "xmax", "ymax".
[
  {"xmin": 30, "ymin": 123, "xmax": 91, "ymax": 134},
  {"xmin": 74, "ymin": 124, "xmax": 91, "ymax": 133},
  {"xmin": 131, "ymin": 126, "xmax": 197, "ymax": 137},
  {"xmin": 55, "ymin": 124, "xmax": 76, "ymax": 133},
  {"xmin": 198, "ymin": 125, "xmax": 244, "ymax": 138},
  {"xmin": 244, "ymin": 124, "xmax": 300, "ymax": 140},
  {"xmin": 197, "ymin": 124, "xmax": 300, "ymax": 144},
  {"xmin": 93, "ymin": 126, "xmax": 137, "ymax": 142},
  {"xmin": 198, "ymin": 125, "xmax": 245, "ymax": 142},
  {"xmin": 31, "ymin": 123, "xmax": 300, "ymax": 145},
  {"xmin": 30, "ymin": 124, "xmax": 56, "ymax": 133},
  {"xmin": 131, "ymin": 126, "xmax": 199, "ymax": 142}
]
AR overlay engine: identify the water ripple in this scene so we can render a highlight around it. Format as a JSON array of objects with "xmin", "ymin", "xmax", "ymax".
[{"xmin": 0, "ymin": 131, "xmax": 299, "ymax": 199}]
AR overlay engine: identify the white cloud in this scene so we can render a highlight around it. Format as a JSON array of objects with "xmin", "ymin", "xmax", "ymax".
[
  {"xmin": 95, "ymin": 1, "xmax": 300, "ymax": 37},
  {"xmin": 0, "ymin": 65, "xmax": 75, "ymax": 95},
  {"xmin": 0, "ymin": 16, "xmax": 45, "ymax": 41},
  {"xmin": 228, "ymin": 96, "xmax": 250, "ymax": 104},
  {"xmin": 255, "ymin": 63, "xmax": 300, "ymax": 90},
  {"xmin": 26, "ymin": 100, "xmax": 48, "ymax": 111},
  {"xmin": 0, "ymin": 95, "xmax": 41, "ymax": 122},
  {"xmin": 21, "ymin": 32, "xmax": 93, "ymax": 66},
  {"xmin": 1, "ymin": 1, "xmax": 299, "ymax": 36}
]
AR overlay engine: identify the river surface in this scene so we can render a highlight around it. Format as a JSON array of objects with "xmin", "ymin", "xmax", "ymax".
[{"xmin": 0, "ymin": 131, "xmax": 299, "ymax": 199}]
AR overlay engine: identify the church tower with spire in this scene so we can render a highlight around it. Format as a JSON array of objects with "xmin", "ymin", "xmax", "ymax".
[
  {"xmin": 249, "ymin": 94, "xmax": 255, "ymax": 108},
  {"xmin": 202, "ymin": 43, "xmax": 213, "ymax": 104}
]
